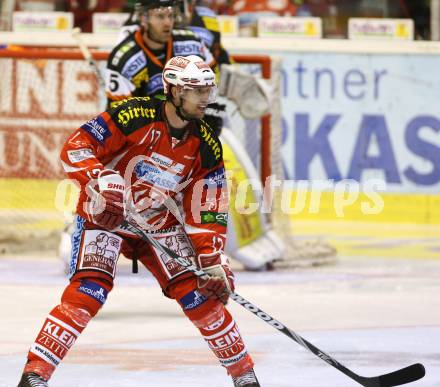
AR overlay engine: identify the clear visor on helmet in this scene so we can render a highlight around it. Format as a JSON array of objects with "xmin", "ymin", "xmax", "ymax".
[{"xmin": 179, "ymin": 85, "xmax": 218, "ymax": 106}]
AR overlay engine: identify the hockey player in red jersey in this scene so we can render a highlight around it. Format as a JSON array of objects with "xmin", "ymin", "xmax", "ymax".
[{"xmin": 17, "ymin": 55, "xmax": 260, "ymax": 387}]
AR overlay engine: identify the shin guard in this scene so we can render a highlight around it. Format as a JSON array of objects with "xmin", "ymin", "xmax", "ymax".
[
  {"xmin": 24, "ymin": 277, "xmax": 111, "ymax": 380},
  {"xmin": 184, "ymin": 296, "xmax": 254, "ymax": 377}
]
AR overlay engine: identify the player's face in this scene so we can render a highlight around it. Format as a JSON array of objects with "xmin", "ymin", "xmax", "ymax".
[
  {"xmin": 180, "ymin": 86, "xmax": 217, "ymax": 119},
  {"xmin": 146, "ymin": 7, "xmax": 175, "ymax": 44}
]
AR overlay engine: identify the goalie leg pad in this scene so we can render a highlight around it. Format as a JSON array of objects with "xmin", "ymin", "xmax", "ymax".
[
  {"xmin": 171, "ymin": 279, "xmax": 254, "ymax": 377},
  {"xmin": 24, "ymin": 277, "xmax": 112, "ymax": 381}
]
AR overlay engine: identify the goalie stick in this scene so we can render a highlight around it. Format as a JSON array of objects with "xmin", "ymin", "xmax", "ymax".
[
  {"xmin": 120, "ymin": 220, "xmax": 425, "ymax": 387},
  {"xmin": 71, "ymin": 27, "xmax": 105, "ymax": 89}
]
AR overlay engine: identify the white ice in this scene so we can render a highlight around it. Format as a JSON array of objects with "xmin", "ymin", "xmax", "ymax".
[{"xmin": 0, "ymin": 255, "xmax": 439, "ymax": 386}]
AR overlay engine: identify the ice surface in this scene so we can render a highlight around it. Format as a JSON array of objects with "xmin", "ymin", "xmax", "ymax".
[{"xmin": 1, "ymin": 254, "xmax": 439, "ymax": 386}]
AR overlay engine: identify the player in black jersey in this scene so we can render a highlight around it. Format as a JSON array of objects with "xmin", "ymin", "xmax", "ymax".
[{"xmin": 105, "ymin": 0, "xmax": 214, "ymax": 107}]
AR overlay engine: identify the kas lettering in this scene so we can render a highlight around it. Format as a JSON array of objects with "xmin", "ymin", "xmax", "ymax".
[{"xmin": 292, "ymin": 114, "xmax": 440, "ymax": 186}]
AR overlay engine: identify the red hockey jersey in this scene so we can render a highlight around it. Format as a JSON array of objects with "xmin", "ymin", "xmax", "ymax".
[{"xmin": 60, "ymin": 96, "xmax": 228, "ymax": 258}]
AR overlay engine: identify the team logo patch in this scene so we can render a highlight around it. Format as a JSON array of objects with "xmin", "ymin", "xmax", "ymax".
[
  {"xmin": 201, "ymin": 211, "xmax": 228, "ymax": 227},
  {"xmin": 81, "ymin": 116, "xmax": 111, "ymax": 144},
  {"xmin": 204, "ymin": 167, "xmax": 225, "ymax": 187},
  {"xmin": 180, "ymin": 290, "xmax": 208, "ymax": 311},
  {"xmin": 78, "ymin": 280, "xmax": 108, "ymax": 304}
]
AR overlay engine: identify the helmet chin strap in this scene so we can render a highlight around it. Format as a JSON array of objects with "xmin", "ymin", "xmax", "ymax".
[{"xmin": 170, "ymin": 95, "xmax": 196, "ymax": 122}]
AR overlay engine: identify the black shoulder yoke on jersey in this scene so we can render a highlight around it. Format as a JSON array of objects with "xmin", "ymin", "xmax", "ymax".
[
  {"xmin": 195, "ymin": 120, "xmax": 223, "ymax": 169},
  {"xmin": 107, "ymin": 34, "xmax": 140, "ymax": 71},
  {"xmin": 109, "ymin": 97, "xmax": 163, "ymax": 135}
]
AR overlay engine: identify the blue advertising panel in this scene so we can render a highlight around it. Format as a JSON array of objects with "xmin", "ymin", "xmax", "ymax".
[{"xmin": 279, "ymin": 52, "xmax": 440, "ymax": 193}]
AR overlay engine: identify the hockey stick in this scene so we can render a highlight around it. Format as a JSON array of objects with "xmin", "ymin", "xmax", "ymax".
[
  {"xmin": 120, "ymin": 220, "xmax": 425, "ymax": 387},
  {"xmin": 71, "ymin": 27, "xmax": 106, "ymax": 89}
]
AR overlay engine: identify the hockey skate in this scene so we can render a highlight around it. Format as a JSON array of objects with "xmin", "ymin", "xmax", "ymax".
[
  {"xmin": 17, "ymin": 372, "xmax": 48, "ymax": 387},
  {"xmin": 232, "ymin": 369, "xmax": 260, "ymax": 386}
]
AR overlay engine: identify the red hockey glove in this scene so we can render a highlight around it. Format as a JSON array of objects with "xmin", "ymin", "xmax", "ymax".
[
  {"xmin": 197, "ymin": 253, "xmax": 235, "ymax": 304},
  {"xmin": 90, "ymin": 170, "xmax": 125, "ymax": 230}
]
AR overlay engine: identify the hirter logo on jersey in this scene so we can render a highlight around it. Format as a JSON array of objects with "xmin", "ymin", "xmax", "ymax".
[{"xmin": 199, "ymin": 124, "xmax": 221, "ymax": 160}]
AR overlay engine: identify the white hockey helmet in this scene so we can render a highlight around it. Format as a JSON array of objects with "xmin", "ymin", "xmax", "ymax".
[{"xmin": 162, "ymin": 55, "xmax": 216, "ymax": 95}]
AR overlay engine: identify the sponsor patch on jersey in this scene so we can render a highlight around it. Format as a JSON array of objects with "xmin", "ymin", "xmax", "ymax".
[
  {"xmin": 173, "ymin": 41, "xmax": 203, "ymax": 56},
  {"xmin": 204, "ymin": 167, "xmax": 225, "ymax": 187},
  {"xmin": 189, "ymin": 26, "xmax": 214, "ymax": 48},
  {"xmin": 77, "ymin": 230, "xmax": 122, "ymax": 278},
  {"xmin": 199, "ymin": 124, "xmax": 221, "ymax": 161},
  {"xmin": 121, "ymin": 51, "xmax": 146, "ymax": 79},
  {"xmin": 116, "ymin": 103, "xmax": 156, "ymax": 127},
  {"xmin": 81, "ymin": 116, "xmax": 111, "ymax": 144},
  {"xmin": 147, "ymin": 152, "xmax": 184, "ymax": 173},
  {"xmin": 134, "ymin": 161, "xmax": 182, "ymax": 191},
  {"xmin": 201, "ymin": 211, "xmax": 228, "ymax": 227},
  {"xmin": 179, "ymin": 290, "xmax": 208, "ymax": 310},
  {"xmin": 69, "ymin": 216, "xmax": 85, "ymax": 278},
  {"xmin": 78, "ymin": 280, "xmax": 108, "ymax": 304},
  {"xmin": 31, "ymin": 317, "xmax": 79, "ymax": 366},
  {"xmin": 132, "ymin": 68, "xmax": 149, "ymax": 88},
  {"xmin": 146, "ymin": 73, "xmax": 164, "ymax": 95},
  {"xmin": 67, "ymin": 148, "xmax": 94, "ymax": 163}
]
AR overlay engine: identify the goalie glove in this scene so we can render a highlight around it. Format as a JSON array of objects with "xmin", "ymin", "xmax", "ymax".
[
  {"xmin": 197, "ymin": 252, "xmax": 235, "ymax": 304},
  {"xmin": 89, "ymin": 169, "xmax": 125, "ymax": 230},
  {"xmin": 219, "ymin": 64, "xmax": 272, "ymax": 119}
]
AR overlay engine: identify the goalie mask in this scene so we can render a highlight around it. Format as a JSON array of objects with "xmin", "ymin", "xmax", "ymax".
[{"xmin": 163, "ymin": 55, "xmax": 217, "ymax": 119}]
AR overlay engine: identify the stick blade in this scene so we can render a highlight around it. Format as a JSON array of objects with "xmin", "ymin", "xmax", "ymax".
[{"xmin": 377, "ymin": 363, "xmax": 425, "ymax": 386}]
